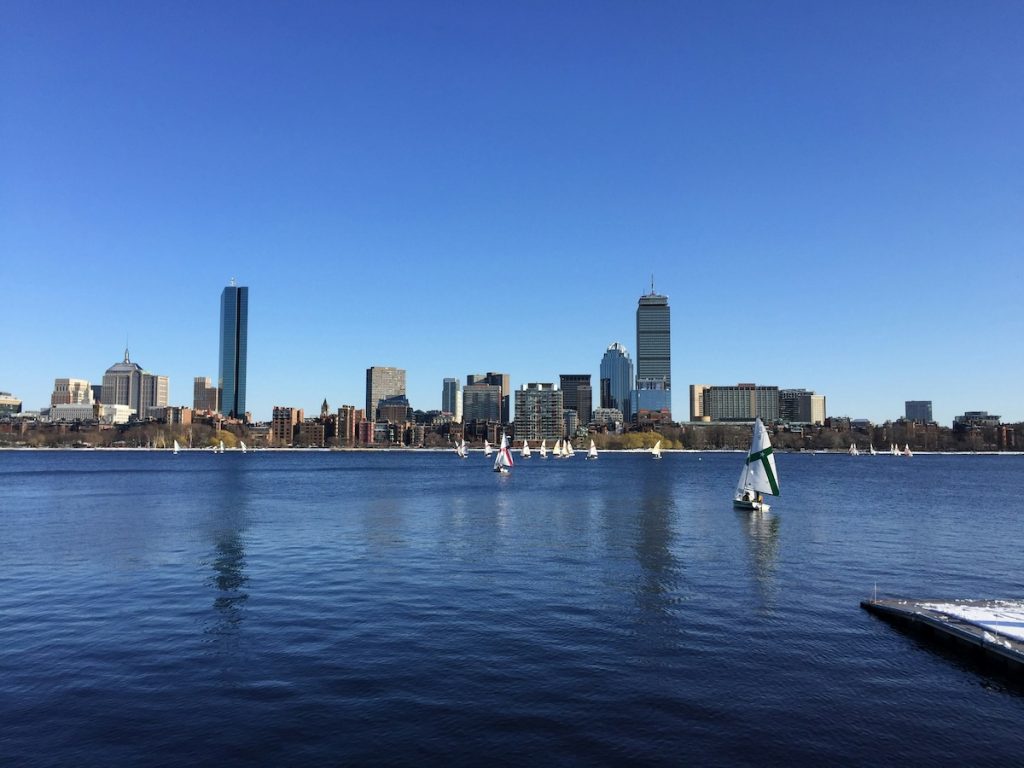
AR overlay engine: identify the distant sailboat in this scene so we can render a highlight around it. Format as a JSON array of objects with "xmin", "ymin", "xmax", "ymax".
[
  {"xmin": 733, "ymin": 417, "xmax": 780, "ymax": 512},
  {"xmin": 903, "ymin": 443, "xmax": 913, "ymax": 458},
  {"xmin": 565, "ymin": 440, "xmax": 575, "ymax": 458},
  {"xmin": 869, "ymin": 443, "xmax": 877, "ymax": 456},
  {"xmin": 848, "ymin": 443, "xmax": 859, "ymax": 457},
  {"xmin": 218, "ymin": 440, "xmax": 225, "ymax": 454},
  {"xmin": 493, "ymin": 433, "xmax": 514, "ymax": 474},
  {"xmin": 539, "ymin": 440, "xmax": 548, "ymax": 459},
  {"xmin": 891, "ymin": 443, "xmax": 899, "ymax": 456},
  {"xmin": 484, "ymin": 439, "xmax": 493, "ymax": 457},
  {"xmin": 586, "ymin": 439, "xmax": 598, "ymax": 460},
  {"xmin": 240, "ymin": 441, "xmax": 247, "ymax": 453},
  {"xmin": 521, "ymin": 440, "xmax": 531, "ymax": 459},
  {"xmin": 553, "ymin": 439, "xmax": 563, "ymax": 457},
  {"xmin": 173, "ymin": 439, "xmax": 181, "ymax": 455},
  {"xmin": 651, "ymin": 440, "xmax": 662, "ymax": 460},
  {"xmin": 455, "ymin": 439, "xmax": 468, "ymax": 459}
]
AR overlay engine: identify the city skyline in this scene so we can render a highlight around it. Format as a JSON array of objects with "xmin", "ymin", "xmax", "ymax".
[{"xmin": 2, "ymin": 4, "xmax": 1021, "ymax": 426}]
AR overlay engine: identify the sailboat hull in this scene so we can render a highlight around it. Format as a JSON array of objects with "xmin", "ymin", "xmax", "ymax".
[{"xmin": 733, "ymin": 498, "xmax": 769, "ymax": 512}]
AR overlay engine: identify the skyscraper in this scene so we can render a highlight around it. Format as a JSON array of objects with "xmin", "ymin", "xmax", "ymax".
[
  {"xmin": 559, "ymin": 374, "xmax": 592, "ymax": 424},
  {"xmin": 101, "ymin": 349, "xmax": 168, "ymax": 419},
  {"xmin": 366, "ymin": 366, "xmax": 406, "ymax": 419},
  {"xmin": 599, "ymin": 342, "xmax": 633, "ymax": 416},
  {"xmin": 467, "ymin": 372, "xmax": 510, "ymax": 423},
  {"xmin": 219, "ymin": 282, "xmax": 249, "ymax": 419},
  {"xmin": 442, "ymin": 377, "xmax": 462, "ymax": 422},
  {"xmin": 635, "ymin": 288, "xmax": 671, "ymax": 418},
  {"xmin": 905, "ymin": 401, "xmax": 933, "ymax": 423}
]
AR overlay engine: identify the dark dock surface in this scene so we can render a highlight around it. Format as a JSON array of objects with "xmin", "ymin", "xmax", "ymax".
[{"xmin": 862, "ymin": 598, "xmax": 1024, "ymax": 672}]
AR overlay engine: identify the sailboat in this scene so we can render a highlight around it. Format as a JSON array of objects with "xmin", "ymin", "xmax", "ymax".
[
  {"xmin": 903, "ymin": 443, "xmax": 913, "ymax": 458},
  {"xmin": 173, "ymin": 439, "xmax": 181, "ymax": 455},
  {"xmin": 493, "ymin": 433, "xmax": 514, "ymax": 474},
  {"xmin": 521, "ymin": 440, "xmax": 531, "ymax": 459},
  {"xmin": 848, "ymin": 442, "xmax": 859, "ymax": 457},
  {"xmin": 218, "ymin": 440, "xmax": 225, "ymax": 454},
  {"xmin": 651, "ymin": 440, "xmax": 662, "ymax": 460},
  {"xmin": 869, "ymin": 443, "xmax": 877, "ymax": 456},
  {"xmin": 733, "ymin": 417, "xmax": 780, "ymax": 512},
  {"xmin": 553, "ymin": 439, "xmax": 563, "ymax": 457},
  {"xmin": 455, "ymin": 439, "xmax": 468, "ymax": 459},
  {"xmin": 539, "ymin": 440, "xmax": 548, "ymax": 459},
  {"xmin": 240, "ymin": 441, "xmax": 247, "ymax": 453},
  {"xmin": 565, "ymin": 440, "xmax": 575, "ymax": 458},
  {"xmin": 891, "ymin": 443, "xmax": 899, "ymax": 456},
  {"xmin": 484, "ymin": 439, "xmax": 493, "ymax": 457},
  {"xmin": 586, "ymin": 439, "xmax": 598, "ymax": 460}
]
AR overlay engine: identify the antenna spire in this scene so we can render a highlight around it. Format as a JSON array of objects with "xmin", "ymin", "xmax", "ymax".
[{"xmin": 650, "ymin": 274, "xmax": 655, "ymax": 295}]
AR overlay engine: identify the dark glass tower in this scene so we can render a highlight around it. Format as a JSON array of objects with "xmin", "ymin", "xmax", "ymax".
[
  {"xmin": 599, "ymin": 342, "xmax": 633, "ymax": 416},
  {"xmin": 219, "ymin": 283, "xmax": 248, "ymax": 419},
  {"xmin": 635, "ymin": 289, "xmax": 671, "ymax": 417}
]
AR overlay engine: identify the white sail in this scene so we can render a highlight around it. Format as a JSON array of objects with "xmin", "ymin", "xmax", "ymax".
[
  {"xmin": 484, "ymin": 440, "xmax": 492, "ymax": 457},
  {"xmin": 869, "ymin": 443, "xmax": 876, "ymax": 456},
  {"xmin": 521, "ymin": 440, "xmax": 531, "ymax": 458},
  {"xmin": 553, "ymin": 439, "xmax": 562, "ymax": 457},
  {"xmin": 493, "ymin": 434, "xmax": 514, "ymax": 472},
  {"xmin": 240, "ymin": 441, "xmax": 247, "ymax": 453},
  {"xmin": 218, "ymin": 440, "xmax": 225, "ymax": 454},
  {"xmin": 903, "ymin": 443, "xmax": 913, "ymax": 457},
  {"xmin": 652, "ymin": 440, "xmax": 662, "ymax": 459},
  {"xmin": 735, "ymin": 418, "xmax": 779, "ymax": 502},
  {"xmin": 848, "ymin": 443, "xmax": 859, "ymax": 456},
  {"xmin": 586, "ymin": 439, "xmax": 598, "ymax": 460},
  {"xmin": 173, "ymin": 440, "xmax": 181, "ymax": 454},
  {"xmin": 539, "ymin": 440, "xmax": 548, "ymax": 458},
  {"xmin": 566, "ymin": 440, "xmax": 575, "ymax": 457}
]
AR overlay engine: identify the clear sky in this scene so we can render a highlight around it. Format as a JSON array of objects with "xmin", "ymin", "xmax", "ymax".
[{"xmin": 2, "ymin": 1, "xmax": 1021, "ymax": 426}]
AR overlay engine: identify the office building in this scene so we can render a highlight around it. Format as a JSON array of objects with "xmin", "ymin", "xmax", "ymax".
[
  {"xmin": 219, "ymin": 282, "xmax": 249, "ymax": 420},
  {"xmin": 462, "ymin": 382, "xmax": 502, "ymax": 424},
  {"xmin": 0, "ymin": 392, "xmax": 22, "ymax": 416},
  {"xmin": 954, "ymin": 411, "xmax": 1000, "ymax": 428},
  {"xmin": 467, "ymin": 372, "xmax": 510, "ymax": 423},
  {"xmin": 366, "ymin": 366, "xmax": 406, "ymax": 420},
  {"xmin": 779, "ymin": 389, "xmax": 826, "ymax": 425},
  {"xmin": 600, "ymin": 342, "xmax": 633, "ymax": 417},
  {"xmin": 51, "ymin": 378, "xmax": 93, "ymax": 406},
  {"xmin": 690, "ymin": 384, "xmax": 709, "ymax": 421},
  {"xmin": 905, "ymin": 401, "xmax": 933, "ymax": 423},
  {"xmin": 100, "ymin": 349, "xmax": 168, "ymax": 419},
  {"xmin": 193, "ymin": 376, "xmax": 219, "ymax": 412},
  {"xmin": 514, "ymin": 383, "xmax": 563, "ymax": 442},
  {"xmin": 630, "ymin": 378, "xmax": 671, "ymax": 417},
  {"xmin": 442, "ymin": 378, "xmax": 463, "ymax": 422},
  {"xmin": 634, "ymin": 290, "xmax": 667, "ymax": 421},
  {"xmin": 378, "ymin": 395, "xmax": 413, "ymax": 423},
  {"xmin": 701, "ymin": 384, "xmax": 780, "ymax": 422},
  {"xmin": 591, "ymin": 407, "xmax": 624, "ymax": 431},
  {"xmin": 559, "ymin": 374, "xmax": 592, "ymax": 424}
]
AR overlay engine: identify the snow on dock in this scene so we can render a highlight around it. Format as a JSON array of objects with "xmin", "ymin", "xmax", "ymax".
[{"xmin": 861, "ymin": 598, "xmax": 1024, "ymax": 671}]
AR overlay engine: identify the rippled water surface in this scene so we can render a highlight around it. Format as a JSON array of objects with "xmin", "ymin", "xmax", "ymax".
[{"xmin": 2, "ymin": 450, "xmax": 1023, "ymax": 765}]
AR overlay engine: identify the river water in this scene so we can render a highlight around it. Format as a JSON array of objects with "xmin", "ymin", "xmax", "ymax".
[{"xmin": 1, "ymin": 450, "xmax": 1022, "ymax": 765}]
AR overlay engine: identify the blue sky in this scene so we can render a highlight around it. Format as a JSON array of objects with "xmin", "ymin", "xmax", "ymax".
[{"xmin": 2, "ymin": 1, "xmax": 1021, "ymax": 426}]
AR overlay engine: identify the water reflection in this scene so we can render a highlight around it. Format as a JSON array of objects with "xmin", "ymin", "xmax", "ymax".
[
  {"xmin": 204, "ymin": 459, "xmax": 250, "ymax": 641},
  {"xmin": 738, "ymin": 508, "xmax": 780, "ymax": 611},
  {"xmin": 632, "ymin": 476, "xmax": 682, "ymax": 618}
]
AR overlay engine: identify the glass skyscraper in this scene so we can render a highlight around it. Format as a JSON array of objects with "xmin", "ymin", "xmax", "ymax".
[
  {"xmin": 599, "ymin": 342, "xmax": 633, "ymax": 417},
  {"xmin": 219, "ymin": 283, "xmax": 249, "ymax": 419}
]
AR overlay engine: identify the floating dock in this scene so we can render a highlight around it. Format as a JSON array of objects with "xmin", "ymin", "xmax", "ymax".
[{"xmin": 861, "ymin": 598, "xmax": 1024, "ymax": 672}]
